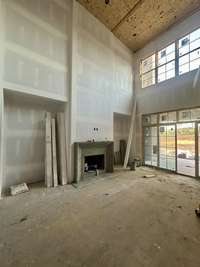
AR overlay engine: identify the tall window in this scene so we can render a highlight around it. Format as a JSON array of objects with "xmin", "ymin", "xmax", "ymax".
[
  {"xmin": 179, "ymin": 28, "xmax": 200, "ymax": 75},
  {"xmin": 140, "ymin": 54, "xmax": 155, "ymax": 88},
  {"xmin": 157, "ymin": 43, "xmax": 175, "ymax": 83}
]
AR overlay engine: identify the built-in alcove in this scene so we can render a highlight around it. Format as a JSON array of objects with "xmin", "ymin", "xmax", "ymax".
[
  {"xmin": 2, "ymin": 89, "xmax": 67, "ymax": 193},
  {"xmin": 113, "ymin": 112, "xmax": 130, "ymax": 165}
]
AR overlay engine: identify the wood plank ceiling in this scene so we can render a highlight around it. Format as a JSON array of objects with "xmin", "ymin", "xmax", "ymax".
[{"xmin": 76, "ymin": 0, "xmax": 200, "ymax": 52}]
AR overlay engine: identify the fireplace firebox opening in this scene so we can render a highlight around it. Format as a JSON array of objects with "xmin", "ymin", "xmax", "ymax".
[{"xmin": 84, "ymin": 154, "xmax": 105, "ymax": 172}]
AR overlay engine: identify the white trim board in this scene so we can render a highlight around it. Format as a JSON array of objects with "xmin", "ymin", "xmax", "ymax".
[{"xmin": 3, "ymin": 84, "xmax": 68, "ymax": 103}]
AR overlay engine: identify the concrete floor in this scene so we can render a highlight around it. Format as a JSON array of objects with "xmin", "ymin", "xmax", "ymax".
[{"xmin": 0, "ymin": 167, "xmax": 200, "ymax": 267}]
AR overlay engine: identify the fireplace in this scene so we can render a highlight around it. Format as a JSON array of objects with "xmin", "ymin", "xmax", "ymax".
[
  {"xmin": 84, "ymin": 154, "xmax": 105, "ymax": 172},
  {"xmin": 74, "ymin": 141, "xmax": 114, "ymax": 182}
]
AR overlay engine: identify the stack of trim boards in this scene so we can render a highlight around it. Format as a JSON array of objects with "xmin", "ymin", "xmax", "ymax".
[{"xmin": 45, "ymin": 112, "xmax": 67, "ymax": 188}]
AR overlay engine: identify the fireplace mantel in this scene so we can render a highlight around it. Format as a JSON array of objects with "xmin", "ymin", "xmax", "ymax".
[{"xmin": 74, "ymin": 141, "xmax": 114, "ymax": 183}]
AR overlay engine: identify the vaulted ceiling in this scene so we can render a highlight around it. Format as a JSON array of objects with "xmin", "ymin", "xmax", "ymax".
[{"xmin": 76, "ymin": 0, "xmax": 200, "ymax": 52}]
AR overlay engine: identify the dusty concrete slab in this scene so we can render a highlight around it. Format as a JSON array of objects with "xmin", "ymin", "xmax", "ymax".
[{"xmin": 0, "ymin": 167, "xmax": 200, "ymax": 267}]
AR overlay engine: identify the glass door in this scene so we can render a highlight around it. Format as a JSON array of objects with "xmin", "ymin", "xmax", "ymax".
[
  {"xmin": 159, "ymin": 125, "xmax": 176, "ymax": 171},
  {"xmin": 144, "ymin": 126, "xmax": 158, "ymax": 167},
  {"xmin": 177, "ymin": 123, "xmax": 196, "ymax": 176}
]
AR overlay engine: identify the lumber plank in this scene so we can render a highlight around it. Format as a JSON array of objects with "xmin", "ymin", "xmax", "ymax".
[
  {"xmin": 123, "ymin": 101, "xmax": 136, "ymax": 169},
  {"xmin": 51, "ymin": 118, "xmax": 58, "ymax": 187},
  {"xmin": 56, "ymin": 112, "xmax": 67, "ymax": 185},
  {"xmin": 45, "ymin": 112, "xmax": 53, "ymax": 187}
]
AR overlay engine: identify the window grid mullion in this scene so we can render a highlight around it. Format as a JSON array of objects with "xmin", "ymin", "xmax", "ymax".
[
  {"xmin": 157, "ymin": 58, "xmax": 175, "ymax": 69},
  {"xmin": 175, "ymin": 39, "xmax": 179, "ymax": 76},
  {"xmin": 155, "ymin": 53, "xmax": 158, "ymax": 84},
  {"xmin": 141, "ymin": 27, "xmax": 200, "ymax": 88}
]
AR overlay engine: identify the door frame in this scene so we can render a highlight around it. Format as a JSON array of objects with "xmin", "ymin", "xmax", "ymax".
[
  {"xmin": 158, "ymin": 123, "xmax": 176, "ymax": 171},
  {"xmin": 142, "ymin": 112, "xmax": 200, "ymax": 178},
  {"xmin": 176, "ymin": 121, "xmax": 196, "ymax": 177},
  {"xmin": 196, "ymin": 122, "xmax": 200, "ymax": 177}
]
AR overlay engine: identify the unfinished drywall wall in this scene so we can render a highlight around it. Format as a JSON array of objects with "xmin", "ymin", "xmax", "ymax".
[
  {"xmin": 0, "ymin": 0, "xmax": 4, "ymax": 196},
  {"xmin": 3, "ymin": 0, "xmax": 72, "ymax": 99},
  {"xmin": 3, "ymin": 92, "xmax": 65, "ymax": 192},
  {"xmin": 71, "ymin": 2, "xmax": 134, "ymax": 143},
  {"xmin": 0, "ymin": 88, "xmax": 3, "ymax": 195},
  {"xmin": 135, "ymin": 10, "xmax": 200, "ymax": 158},
  {"xmin": 0, "ymin": 0, "xmax": 72, "ymax": 193},
  {"xmin": 113, "ymin": 113, "xmax": 133, "ymax": 165},
  {"xmin": 0, "ymin": 0, "xmax": 134, "ymax": 190},
  {"xmin": 113, "ymin": 113, "xmax": 130, "ymax": 152}
]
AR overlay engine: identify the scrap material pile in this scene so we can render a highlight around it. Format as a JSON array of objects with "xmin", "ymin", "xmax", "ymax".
[
  {"xmin": 10, "ymin": 183, "xmax": 29, "ymax": 196},
  {"xmin": 195, "ymin": 204, "xmax": 200, "ymax": 217},
  {"xmin": 45, "ymin": 112, "xmax": 67, "ymax": 188}
]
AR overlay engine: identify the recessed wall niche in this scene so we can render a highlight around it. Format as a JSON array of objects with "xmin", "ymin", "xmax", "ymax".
[{"xmin": 2, "ymin": 90, "xmax": 66, "ymax": 192}]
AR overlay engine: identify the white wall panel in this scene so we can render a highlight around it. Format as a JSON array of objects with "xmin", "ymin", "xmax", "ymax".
[
  {"xmin": 0, "ymin": 0, "xmax": 72, "ymax": 192},
  {"xmin": 113, "ymin": 113, "xmax": 130, "ymax": 152},
  {"xmin": 72, "ymin": 2, "xmax": 134, "ymax": 143},
  {"xmin": 0, "ymin": 0, "xmax": 5, "ymax": 197},
  {"xmin": 3, "ymin": 93, "xmax": 65, "ymax": 192},
  {"xmin": 3, "ymin": 0, "xmax": 72, "ymax": 99},
  {"xmin": 1, "ymin": 0, "xmax": 134, "ymax": 190}
]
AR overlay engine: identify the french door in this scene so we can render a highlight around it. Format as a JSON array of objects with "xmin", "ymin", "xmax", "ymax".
[
  {"xmin": 177, "ymin": 122, "xmax": 196, "ymax": 177},
  {"xmin": 159, "ymin": 124, "xmax": 176, "ymax": 171},
  {"xmin": 144, "ymin": 122, "xmax": 200, "ymax": 177}
]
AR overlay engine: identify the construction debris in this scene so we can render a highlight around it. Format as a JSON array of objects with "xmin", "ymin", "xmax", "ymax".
[
  {"xmin": 51, "ymin": 118, "xmax": 58, "ymax": 187},
  {"xmin": 195, "ymin": 204, "xmax": 200, "ymax": 217},
  {"xmin": 143, "ymin": 174, "xmax": 156, "ymax": 178},
  {"xmin": 11, "ymin": 216, "xmax": 28, "ymax": 226},
  {"xmin": 10, "ymin": 183, "xmax": 29, "ymax": 196},
  {"xmin": 57, "ymin": 112, "xmax": 68, "ymax": 186},
  {"xmin": 123, "ymin": 101, "xmax": 136, "ymax": 169},
  {"xmin": 120, "ymin": 140, "xmax": 126, "ymax": 164},
  {"xmin": 71, "ymin": 183, "xmax": 78, "ymax": 189},
  {"xmin": 130, "ymin": 161, "xmax": 136, "ymax": 171},
  {"xmin": 44, "ymin": 112, "xmax": 67, "ymax": 188},
  {"xmin": 45, "ymin": 112, "xmax": 53, "ymax": 188}
]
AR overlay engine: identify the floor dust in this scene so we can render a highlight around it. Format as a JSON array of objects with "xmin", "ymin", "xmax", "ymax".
[{"xmin": 0, "ymin": 167, "xmax": 200, "ymax": 267}]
